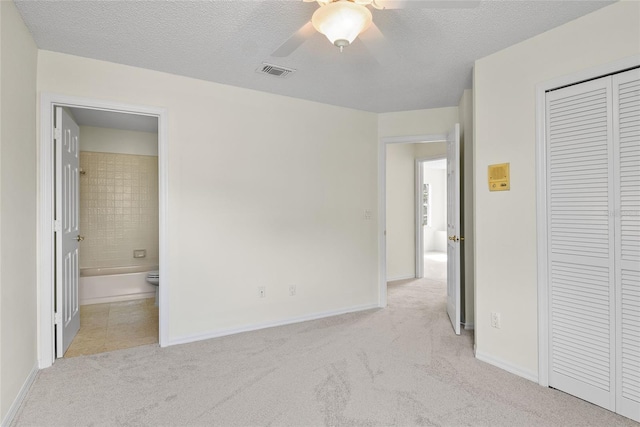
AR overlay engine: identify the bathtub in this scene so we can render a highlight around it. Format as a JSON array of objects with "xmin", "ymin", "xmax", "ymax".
[{"xmin": 79, "ymin": 265, "xmax": 158, "ymax": 305}]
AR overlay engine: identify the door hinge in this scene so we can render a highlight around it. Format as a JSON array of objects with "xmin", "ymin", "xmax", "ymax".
[
  {"xmin": 54, "ymin": 219, "xmax": 61, "ymax": 233},
  {"xmin": 54, "ymin": 312, "xmax": 62, "ymax": 325},
  {"xmin": 54, "ymin": 127, "xmax": 62, "ymax": 141}
]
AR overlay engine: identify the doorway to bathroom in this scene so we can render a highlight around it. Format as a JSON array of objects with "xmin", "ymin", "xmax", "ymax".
[
  {"xmin": 65, "ymin": 107, "xmax": 160, "ymax": 357},
  {"xmin": 38, "ymin": 95, "xmax": 168, "ymax": 368},
  {"xmin": 416, "ymin": 157, "xmax": 447, "ymax": 283}
]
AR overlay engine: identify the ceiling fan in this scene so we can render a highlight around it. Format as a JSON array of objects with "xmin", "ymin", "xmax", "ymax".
[{"xmin": 272, "ymin": 0, "xmax": 479, "ymax": 57}]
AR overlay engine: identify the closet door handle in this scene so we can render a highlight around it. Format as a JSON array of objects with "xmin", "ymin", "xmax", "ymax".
[{"xmin": 76, "ymin": 235, "xmax": 85, "ymax": 242}]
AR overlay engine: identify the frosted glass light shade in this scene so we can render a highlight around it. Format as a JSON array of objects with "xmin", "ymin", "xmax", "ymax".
[{"xmin": 312, "ymin": 1, "xmax": 372, "ymax": 48}]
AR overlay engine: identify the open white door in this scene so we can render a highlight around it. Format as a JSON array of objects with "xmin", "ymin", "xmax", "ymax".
[
  {"xmin": 55, "ymin": 107, "xmax": 81, "ymax": 357},
  {"xmin": 446, "ymin": 124, "xmax": 461, "ymax": 335}
]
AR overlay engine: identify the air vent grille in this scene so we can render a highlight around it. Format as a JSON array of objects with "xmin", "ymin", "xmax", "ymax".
[{"xmin": 256, "ymin": 63, "xmax": 296, "ymax": 78}]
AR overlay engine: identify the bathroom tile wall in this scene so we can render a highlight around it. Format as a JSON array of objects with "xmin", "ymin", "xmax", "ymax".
[{"xmin": 79, "ymin": 151, "xmax": 158, "ymax": 269}]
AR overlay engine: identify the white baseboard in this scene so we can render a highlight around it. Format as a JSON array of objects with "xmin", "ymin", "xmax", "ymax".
[
  {"xmin": 1, "ymin": 363, "xmax": 38, "ymax": 427},
  {"xmin": 167, "ymin": 303, "xmax": 380, "ymax": 347},
  {"xmin": 475, "ymin": 350, "xmax": 538, "ymax": 383},
  {"xmin": 463, "ymin": 322, "xmax": 474, "ymax": 330},
  {"xmin": 387, "ymin": 274, "xmax": 415, "ymax": 282}
]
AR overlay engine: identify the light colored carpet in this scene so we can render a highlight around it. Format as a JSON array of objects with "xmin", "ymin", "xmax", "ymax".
[{"xmin": 13, "ymin": 278, "xmax": 636, "ymax": 426}]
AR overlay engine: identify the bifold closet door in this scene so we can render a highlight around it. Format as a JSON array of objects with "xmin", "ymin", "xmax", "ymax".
[
  {"xmin": 613, "ymin": 68, "xmax": 640, "ymax": 421},
  {"xmin": 546, "ymin": 75, "xmax": 616, "ymax": 411}
]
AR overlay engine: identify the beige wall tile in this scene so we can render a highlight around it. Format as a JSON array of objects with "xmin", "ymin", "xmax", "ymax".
[{"xmin": 79, "ymin": 151, "xmax": 159, "ymax": 269}]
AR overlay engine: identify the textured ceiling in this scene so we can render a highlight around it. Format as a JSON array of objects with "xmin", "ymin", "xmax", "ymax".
[{"xmin": 16, "ymin": 0, "xmax": 614, "ymax": 113}]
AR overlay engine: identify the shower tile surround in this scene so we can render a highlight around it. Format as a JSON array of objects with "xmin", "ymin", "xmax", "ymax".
[{"xmin": 79, "ymin": 151, "xmax": 158, "ymax": 269}]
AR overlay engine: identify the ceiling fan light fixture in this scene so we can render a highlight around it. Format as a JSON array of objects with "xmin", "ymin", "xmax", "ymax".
[{"xmin": 311, "ymin": 1, "xmax": 373, "ymax": 52}]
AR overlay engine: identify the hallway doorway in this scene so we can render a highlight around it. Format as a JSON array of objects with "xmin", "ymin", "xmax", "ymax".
[{"xmin": 417, "ymin": 157, "xmax": 447, "ymax": 281}]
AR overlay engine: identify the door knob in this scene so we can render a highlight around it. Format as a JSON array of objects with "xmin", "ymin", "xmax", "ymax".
[
  {"xmin": 448, "ymin": 236, "xmax": 465, "ymax": 242},
  {"xmin": 449, "ymin": 236, "xmax": 456, "ymax": 241},
  {"xmin": 76, "ymin": 235, "xmax": 85, "ymax": 242}
]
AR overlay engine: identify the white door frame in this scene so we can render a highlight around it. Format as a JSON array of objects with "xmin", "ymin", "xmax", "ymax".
[
  {"xmin": 535, "ymin": 55, "xmax": 639, "ymax": 387},
  {"xmin": 414, "ymin": 155, "xmax": 447, "ymax": 279},
  {"xmin": 378, "ymin": 134, "xmax": 446, "ymax": 307},
  {"xmin": 38, "ymin": 93, "xmax": 169, "ymax": 368}
]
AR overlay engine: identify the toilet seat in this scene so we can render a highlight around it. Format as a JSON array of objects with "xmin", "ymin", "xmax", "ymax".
[{"xmin": 146, "ymin": 270, "xmax": 159, "ymax": 286}]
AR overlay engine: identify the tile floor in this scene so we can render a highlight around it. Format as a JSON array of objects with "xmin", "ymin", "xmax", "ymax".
[{"xmin": 64, "ymin": 298, "xmax": 158, "ymax": 357}]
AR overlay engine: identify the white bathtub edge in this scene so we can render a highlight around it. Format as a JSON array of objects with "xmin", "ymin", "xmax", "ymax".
[
  {"xmin": 81, "ymin": 291, "xmax": 157, "ymax": 306},
  {"xmin": 79, "ymin": 271, "xmax": 157, "ymax": 306}
]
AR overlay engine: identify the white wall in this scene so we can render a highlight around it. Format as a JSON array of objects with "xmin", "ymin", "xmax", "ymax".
[
  {"xmin": 380, "ymin": 108, "xmax": 458, "ymax": 281},
  {"xmin": 0, "ymin": 1, "xmax": 38, "ymax": 422},
  {"xmin": 378, "ymin": 107, "xmax": 458, "ymax": 139},
  {"xmin": 474, "ymin": 0, "xmax": 640, "ymax": 376},
  {"xmin": 415, "ymin": 142, "xmax": 447, "ymax": 159},
  {"xmin": 80, "ymin": 126, "xmax": 158, "ymax": 156},
  {"xmin": 422, "ymin": 165, "xmax": 446, "ymax": 252},
  {"xmin": 37, "ymin": 50, "xmax": 379, "ymax": 341},
  {"xmin": 385, "ymin": 143, "xmax": 415, "ymax": 280}
]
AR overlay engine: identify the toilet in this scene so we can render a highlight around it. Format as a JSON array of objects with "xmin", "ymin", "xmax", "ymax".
[
  {"xmin": 146, "ymin": 270, "xmax": 159, "ymax": 306},
  {"xmin": 146, "ymin": 270, "xmax": 159, "ymax": 285}
]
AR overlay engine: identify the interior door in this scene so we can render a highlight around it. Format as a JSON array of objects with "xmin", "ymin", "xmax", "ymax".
[
  {"xmin": 613, "ymin": 68, "xmax": 640, "ymax": 422},
  {"xmin": 546, "ymin": 76, "xmax": 616, "ymax": 411},
  {"xmin": 55, "ymin": 107, "xmax": 81, "ymax": 357},
  {"xmin": 446, "ymin": 123, "xmax": 461, "ymax": 335}
]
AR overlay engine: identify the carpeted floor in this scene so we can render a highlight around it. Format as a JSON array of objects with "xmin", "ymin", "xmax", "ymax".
[{"xmin": 13, "ymin": 277, "xmax": 636, "ymax": 426}]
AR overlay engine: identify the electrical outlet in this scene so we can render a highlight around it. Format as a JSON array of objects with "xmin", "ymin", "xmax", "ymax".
[
  {"xmin": 258, "ymin": 286, "xmax": 266, "ymax": 298},
  {"xmin": 491, "ymin": 312, "xmax": 501, "ymax": 329},
  {"xmin": 289, "ymin": 285, "xmax": 296, "ymax": 296}
]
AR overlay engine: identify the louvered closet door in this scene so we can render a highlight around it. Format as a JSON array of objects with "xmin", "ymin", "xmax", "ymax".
[
  {"xmin": 546, "ymin": 76, "xmax": 616, "ymax": 411},
  {"xmin": 614, "ymin": 68, "xmax": 640, "ymax": 422}
]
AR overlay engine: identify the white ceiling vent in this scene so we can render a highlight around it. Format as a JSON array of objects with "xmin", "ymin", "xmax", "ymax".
[{"xmin": 256, "ymin": 63, "xmax": 296, "ymax": 78}]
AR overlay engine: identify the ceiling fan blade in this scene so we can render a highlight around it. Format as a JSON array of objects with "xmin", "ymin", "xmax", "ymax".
[
  {"xmin": 373, "ymin": 0, "xmax": 480, "ymax": 9},
  {"xmin": 358, "ymin": 22, "xmax": 396, "ymax": 65},
  {"xmin": 271, "ymin": 21, "xmax": 315, "ymax": 57}
]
